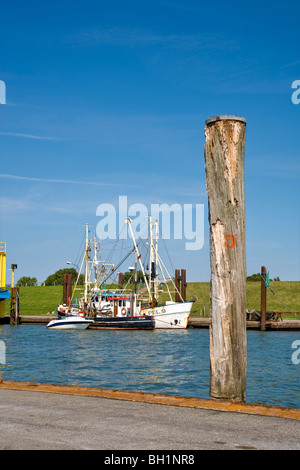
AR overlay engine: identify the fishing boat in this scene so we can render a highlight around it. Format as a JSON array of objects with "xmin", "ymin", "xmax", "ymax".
[
  {"xmin": 91, "ymin": 314, "xmax": 154, "ymax": 330},
  {"xmin": 66, "ymin": 224, "xmax": 155, "ymax": 330},
  {"xmin": 126, "ymin": 217, "xmax": 193, "ymax": 329},
  {"xmin": 88, "ymin": 290, "xmax": 154, "ymax": 329},
  {"xmin": 141, "ymin": 301, "xmax": 192, "ymax": 329},
  {"xmin": 64, "ymin": 219, "xmax": 193, "ymax": 329},
  {"xmin": 47, "ymin": 315, "xmax": 94, "ymax": 330}
]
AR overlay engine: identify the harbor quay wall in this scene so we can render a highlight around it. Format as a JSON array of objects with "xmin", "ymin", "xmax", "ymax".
[{"xmin": 2, "ymin": 315, "xmax": 300, "ymax": 330}]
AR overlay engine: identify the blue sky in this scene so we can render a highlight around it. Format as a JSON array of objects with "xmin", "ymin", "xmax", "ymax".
[{"xmin": 0, "ymin": 0, "xmax": 299, "ymax": 284}]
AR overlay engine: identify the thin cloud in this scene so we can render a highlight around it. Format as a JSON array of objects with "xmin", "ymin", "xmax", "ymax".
[
  {"xmin": 68, "ymin": 27, "xmax": 239, "ymax": 52},
  {"xmin": 280, "ymin": 59, "xmax": 300, "ymax": 70},
  {"xmin": 0, "ymin": 196, "xmax": 71, "ymax": 214},
  {"xmin": 0, "ymin": 173, "xmax": 139, "ymax": 187},
  {"xmin": 0, "ymin": 131, "xmax": 59, "ymax": 140}
]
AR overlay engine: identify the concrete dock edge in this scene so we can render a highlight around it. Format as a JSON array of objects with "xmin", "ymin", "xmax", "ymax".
[{"xmin": 0, "ymin": 380, "xmax": 299, "ymax": 420}]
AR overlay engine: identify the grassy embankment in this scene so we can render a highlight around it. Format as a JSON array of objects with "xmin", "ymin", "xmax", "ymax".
[
  {"xmin": 185, "ymin": 281, "xmax": 300, "ymax": 319},
  {"xmin": 2, "ymin": 281, "xmax": 299, "ymax": 320}
]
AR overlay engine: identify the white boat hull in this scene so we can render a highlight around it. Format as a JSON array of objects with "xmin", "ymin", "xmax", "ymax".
[
  {"xmin": 47, "ymin": 316, "xmax": 94, "ymax": 330},
  {"xmin": 142, "ymin": 302, "xmax": 192, "ymax": 329}
]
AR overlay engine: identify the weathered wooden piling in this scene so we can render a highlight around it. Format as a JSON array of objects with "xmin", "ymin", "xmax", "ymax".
[
  {"xmin": 204, "ymin": 115, "xmax": 247, "ymax": 402},
  {"xmin": 175, "ymin": 269, "xmax": 180, "ymax": 302},
  {"xmin": 10, "ymin": 287, "xmax": 20, "ymax": 325},
  {"xmin": 260, "ymin": 266, "xmax": 267, "ymax": 331},
  {"xmin": 174, "ymin": 269, "xmax": 187, "ymax": 302},
  {"xmin": 181, "ymin": 269, "xmax": 187, "ymax": 302},
  {"xmin": 63, "ymin": 274, "xmax": 72, "ymax": 306},
  {"xmin": 67, "ymin": 274, "xmax": 72, "ymax": 306},
  {"xmin": 118, "ymin": 272, "xmax": 124, "ymax": 290},
  {"xmin": 63, "ymin": 274, "xmax": 68, "ymax": 305}
]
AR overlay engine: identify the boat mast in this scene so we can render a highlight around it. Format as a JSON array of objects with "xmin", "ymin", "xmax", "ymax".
[
  {"xmin": 84, "ymin": 223, "xmax": 90, "ymax": 304},
  {"xmin": 93, "ymin": 236, "xmax": 99, "ymax": 289},
  {"xmin": 130, "ymin": 252, "xmax": 138, "ymax": 316},
  {"xmin": 149, "ymin": 215, "xmax": 158, "ymax": 306},
  {"xmin": 154, "ymin": 218, "xmax": 159, "ymax": 301},
  {"xmin": 126, "ymin": 217, "xmax": 151, "ymax": 300}
]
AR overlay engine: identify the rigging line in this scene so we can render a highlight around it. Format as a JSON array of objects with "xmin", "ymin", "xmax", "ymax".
[
  {"xmin": 158, "ymin": 222, "xmax": 174, "ymax": 274},
  {"xmin": 100, "ymin": 225, "xmax": 126, "ymax": 265},
  {"xmin": 129, "ymin": 218, "xmax": 149, "ymax": 244},
  {"xmin": 267, "ymin": 286, "xmax": 300, "ymax": 319},
  {"xmin": 71, "ymin": 253, "xmax": 85, "ymax": 301},
  {"xmin": 260, "ymin": 273, "xmax": 299, "ymax": 319},
  {"xmin": 99, "ymin": 240, "xmax": 123, "ymax": 246},
  {"xmin": 149, "ymin": 238, "xmax": 179, "ymax": 301},
  {"xmin": 120, "ymin": 227, "xmax": 125, "ymax": 268},
  {"xmin": 1, "ymin": 307, "xmax": 12, "ymax": 315},
  {"xmin": 157, "ymin": 255, "xmax": 172, "ymax": 300},
  {"xmin": 101, "ymin": 243, "xmax": 140, "ymax": 285},
  {"xmin": 102, "ymin": 224, "xmax": 129, "ymax": 263},
  {"xmin": 142, "ymin": 244, "xmax": 150, "ymax": 271},
  {"xmin": 157, "ymin": 252, "xmax": 183, "ymax": 302},
  {"xmin": 100, "ymin": 245, "xmax": 133, "ymax": 252},
  {"xmin": 74, "ymin": 231, "xmax": 86, "ymax": 268}
]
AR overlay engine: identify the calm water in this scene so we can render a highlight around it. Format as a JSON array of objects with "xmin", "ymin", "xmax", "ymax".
[{"xmin": 0, "ymin": 325, "xmax": 299, "ymax": 408}]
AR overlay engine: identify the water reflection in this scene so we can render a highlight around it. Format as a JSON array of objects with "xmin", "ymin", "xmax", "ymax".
[{"xmin": 0, "ymin": 325, "xmax": 298, "ymax": 408}]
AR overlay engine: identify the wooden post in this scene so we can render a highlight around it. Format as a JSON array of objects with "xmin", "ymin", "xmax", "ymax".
[
  {"xmin": 10, "ymin": 288, "xmax": 15, "ymax": 325},
  {"xmin": 204, "ymin": 115, "xmax": 247, "ymax": 402},
  {"xmin": 63, "ymin": 274, "xmax": 68, "ymax": 305},
  {"xmin": 67, "ymin": 274, "xmax": 72, "ymax": 307},
  {"xmin": 181, "ymin": 269, "xmax": 187, "ymax": 302},
  {"xmin": 10, "ymin": 287, "xmax": 20, "ymax": 325},
  {"xmin": 260, "ymin": 266, "xmax": 267, "ymax": 331},
  {"xmin": 175, "ymin": 269, "xmax": 181, "ymax": 302},
  {"xmin": 118, "ymin": 272, "xmax": 124, "ymax": 290}
]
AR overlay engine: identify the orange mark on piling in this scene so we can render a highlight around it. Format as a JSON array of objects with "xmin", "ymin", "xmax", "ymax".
[{"xmin": 225, "ymin": 234, "xmax": 235, "ymax": 249}]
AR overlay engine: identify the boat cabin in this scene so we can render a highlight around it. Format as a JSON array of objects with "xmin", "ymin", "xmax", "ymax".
[{"xmin": 88, "ymin": 291, "xmax": 143, "ymax": 317}]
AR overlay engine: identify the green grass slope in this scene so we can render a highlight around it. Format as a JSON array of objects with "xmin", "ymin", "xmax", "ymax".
[{"xmin": 2, "ymin": 281, "xmax": 299, "ymax": 319}]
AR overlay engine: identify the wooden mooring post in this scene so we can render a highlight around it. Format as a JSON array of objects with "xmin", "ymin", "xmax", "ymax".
[
  {"xmin": 174, "ymin": 269, "xmax": 187, "ymax": 302},
  {"xmin": 67, "ymin": 274, "xmax": 72, "ymax": 306},
  {"xmin": 63, "ymin": 274, "xmax": 72, "ymax": 306},
  {"xmin": 63, "ymin": 274, "xmax": 68, "ymax": 305},
  {"xmin": 10, "ymin": 287, "xmax": 20, "ymax": 325},
  {"xmin": 204, "ymin": 115, "xmax": 247, "ymax": 402},
  {"xmin": 181, "ymin": 269, "xmax": 187, "ymax": 302},
  {"xmin": 260, "ymin": 266, "xmax": 267, "ymax": 331},
  {"xmin": 118, "ymin": 272, "xmax": 124, "ymax": 290}
]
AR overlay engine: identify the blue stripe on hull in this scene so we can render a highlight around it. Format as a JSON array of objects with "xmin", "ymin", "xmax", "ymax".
[
  {"xmin": 47, "ymin": 320, "xmax": 93, "ymax": 328},
  {"xmin": 90, "ymin": 315, "xmax": 154, "ymax": 330}
]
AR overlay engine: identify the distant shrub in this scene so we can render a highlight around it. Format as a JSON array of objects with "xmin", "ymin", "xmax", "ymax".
[
  {"xmin": 44, "ymin": 268, "xmax": 84, "ymax": 286},
  {"xmin": 16, "ymin": 276, "xmax": 38, "ymax": 287}
]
